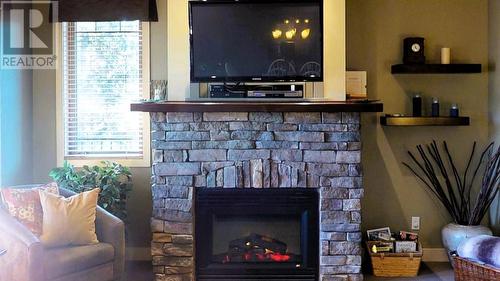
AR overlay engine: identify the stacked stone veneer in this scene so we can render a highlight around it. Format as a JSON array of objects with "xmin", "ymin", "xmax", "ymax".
[{"xmin": 150, "ymin": 111, "xmax": 364, "ymax": 281}]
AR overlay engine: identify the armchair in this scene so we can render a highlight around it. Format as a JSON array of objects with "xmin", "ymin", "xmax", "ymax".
[{"xmin": 0, "ymin": 186, "xmax": 125, "ymax": 281}]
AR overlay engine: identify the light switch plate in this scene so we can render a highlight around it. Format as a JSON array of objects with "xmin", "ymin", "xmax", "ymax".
[{"xmin": 411, "ymin": 216, "xmax": 420, "ymax": 230}]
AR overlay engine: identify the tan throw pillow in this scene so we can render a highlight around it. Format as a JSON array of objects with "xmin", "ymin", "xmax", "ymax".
[{"xmin": 39, "ymin": 188, "xmax": 100, "ymax": 247}]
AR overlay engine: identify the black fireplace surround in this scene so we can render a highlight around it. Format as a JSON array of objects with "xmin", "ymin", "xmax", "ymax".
[{"xmin": 195, "ymin": 188, "xmax": 319, "ymax": 281}]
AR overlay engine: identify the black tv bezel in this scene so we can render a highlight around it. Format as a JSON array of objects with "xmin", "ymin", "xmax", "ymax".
[{"xmin": 189, "ymin": 0, "xmax": 324, "ymax": 83}]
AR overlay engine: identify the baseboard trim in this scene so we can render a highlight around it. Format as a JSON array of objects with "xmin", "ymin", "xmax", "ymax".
[
  {"xmin": 126, "ymin": 247, "xmax": 151, "ymax": 261},
  {"xmin": 422, "ymin": 248, "xmax": 449, "ymax": 262}
]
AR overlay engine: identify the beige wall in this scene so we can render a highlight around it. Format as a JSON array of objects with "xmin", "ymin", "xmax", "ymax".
[
  {"xmin": 488, "ymin": 0, "xmax": 500, "ymax": 235},
  {"xmin": 347, "ymin": 0, "xmax": 490, "ymax": 247}
]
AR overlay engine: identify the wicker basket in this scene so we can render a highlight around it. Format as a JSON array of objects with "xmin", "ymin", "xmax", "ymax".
[
  {"xmin": 454, "ymin": 256, "xmax": 500, "ymax": 281},
  {"xmin": 366, "ymin": 242, "xmax": 422, "ymax": 277}
]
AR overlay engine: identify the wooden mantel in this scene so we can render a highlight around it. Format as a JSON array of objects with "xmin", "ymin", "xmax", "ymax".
[{"xmin": 130, "ymin": 99, "xmax": 383, "ymax": 113}]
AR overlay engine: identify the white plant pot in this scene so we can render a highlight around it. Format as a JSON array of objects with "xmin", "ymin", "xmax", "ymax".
[{"xmin": 441, "ymin": 223, "xmax": 492, "ymax": 265}]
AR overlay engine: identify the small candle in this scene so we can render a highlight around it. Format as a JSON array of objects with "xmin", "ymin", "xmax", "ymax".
[{"xmin": 441, "ymin": 48, "xmax": 451, "ymax": 64}]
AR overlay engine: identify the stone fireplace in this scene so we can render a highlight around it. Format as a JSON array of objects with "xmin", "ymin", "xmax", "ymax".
[{"xmin": 147, "ymin": 110, "xmax": 366, "ymax": 281}]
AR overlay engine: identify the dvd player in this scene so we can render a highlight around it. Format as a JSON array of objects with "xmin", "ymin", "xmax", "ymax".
[{"xmin": 247, "ymin": 90, "xmax": 303, "ymax": 98}]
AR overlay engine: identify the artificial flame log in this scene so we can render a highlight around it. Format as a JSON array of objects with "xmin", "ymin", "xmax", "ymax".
[{"xmin": 228, "ymin": 233, "xmax": 288, "ymax": 254}]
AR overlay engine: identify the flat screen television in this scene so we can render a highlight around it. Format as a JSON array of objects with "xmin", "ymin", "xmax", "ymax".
[{"xmin": 189, "ymin": 0, "xmax": 323, "ymax": 83}]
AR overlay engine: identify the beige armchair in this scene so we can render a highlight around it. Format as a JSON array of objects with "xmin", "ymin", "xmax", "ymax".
[{"xmin": 0, "ymin": 186, "xmax": 125, "ymax": 281}]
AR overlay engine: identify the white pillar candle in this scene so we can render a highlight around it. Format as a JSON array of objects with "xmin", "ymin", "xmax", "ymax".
[{"xmin": 441, "ymin": 48, "xmax": 451, "ymax": 64}]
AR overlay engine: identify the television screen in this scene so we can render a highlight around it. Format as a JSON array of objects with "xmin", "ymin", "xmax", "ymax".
[{"xmin": 189, "ymin": 1, "xmax": 323, "ymax": 82}]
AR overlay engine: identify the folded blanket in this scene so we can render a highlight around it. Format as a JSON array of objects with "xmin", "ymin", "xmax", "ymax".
[{"xmin": 457, "ymin": 235, "xmax": 500, "ymax": 268}]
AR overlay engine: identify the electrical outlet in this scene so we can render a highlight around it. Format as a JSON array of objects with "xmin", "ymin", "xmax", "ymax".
[{"xmin": 411, "ymin": 216, "xmax": 420, "ymax": 230}]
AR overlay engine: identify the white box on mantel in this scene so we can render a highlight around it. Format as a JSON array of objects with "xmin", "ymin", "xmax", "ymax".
[{"xmin": 346, "ymin": 71, "xmax": 367, "ymax": 99}]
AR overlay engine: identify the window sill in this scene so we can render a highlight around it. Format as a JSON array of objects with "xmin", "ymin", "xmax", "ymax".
[{"xmin": 62, "ymin": 157, "xmax": 151, "ymax": 168}]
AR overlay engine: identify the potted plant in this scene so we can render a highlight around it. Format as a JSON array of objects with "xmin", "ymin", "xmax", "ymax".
[
  {"xmin": 49, "ymin": 161, "xmax": 132, "ymax": 222},
  {"xmin": 404, "ymin": 141, "xmax": 499, "ymax": 264}
]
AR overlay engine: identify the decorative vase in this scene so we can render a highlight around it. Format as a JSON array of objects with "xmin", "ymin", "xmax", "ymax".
[{"xmin": 441, "ymin": 223, "xmax": 492, "ymax": 265}]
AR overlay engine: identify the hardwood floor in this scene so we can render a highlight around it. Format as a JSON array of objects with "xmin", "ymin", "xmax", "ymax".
[
  {"xmin": 125, "ymin": 261, "xmax": 454, "ymax": 281},
  {"xmin": 125, "ymin": 261, "xmax": 154, "ymax": 281}
]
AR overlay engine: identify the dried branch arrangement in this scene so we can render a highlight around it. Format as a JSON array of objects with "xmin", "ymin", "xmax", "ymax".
[{"xmin": 403, "ymin": 141, "xmax": 500, "ymax": 225}]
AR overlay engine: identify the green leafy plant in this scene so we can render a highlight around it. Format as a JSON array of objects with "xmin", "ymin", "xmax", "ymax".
[
  {"xmin": 404, "ymin": 141, "xmax": 499, "ymax": 225},
  {"xmin": 49, "ymin": 161, "xmax": 132, "ymax": 221}
]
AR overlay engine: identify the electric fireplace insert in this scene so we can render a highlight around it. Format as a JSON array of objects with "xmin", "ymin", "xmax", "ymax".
[{"xmin": 195, "ymin": 188, "xmax": 319, "ymax": 281}]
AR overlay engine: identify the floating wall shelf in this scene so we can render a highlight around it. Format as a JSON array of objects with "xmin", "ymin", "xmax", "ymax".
[
  {"xmin": 391, "ymin": 64, "xmax": 481, "ymax": 74},
  {"xmin": 380, "ymin": 116, "xmax": 470, "ymax": 126}
]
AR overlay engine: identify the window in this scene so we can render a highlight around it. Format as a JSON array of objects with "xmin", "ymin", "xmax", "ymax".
[{"xmin": 58, "ymin": 21, "xmax": 150, "ymax": 167}]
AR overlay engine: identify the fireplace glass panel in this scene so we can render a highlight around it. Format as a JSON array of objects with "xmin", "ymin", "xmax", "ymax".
[
  {"xmin": 212, "ymin": 215, "xmax": 302, "ymax": 264},
  {"xmin": 196, "ymin": 188, "xmax": 319, "ymax": 281}
]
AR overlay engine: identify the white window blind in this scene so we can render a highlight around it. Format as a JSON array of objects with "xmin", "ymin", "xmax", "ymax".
[{"xmin": 62, "ymin": 21, "xmax": 147, "ymax": 159}]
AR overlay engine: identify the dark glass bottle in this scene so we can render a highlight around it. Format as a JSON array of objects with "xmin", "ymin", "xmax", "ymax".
[
  {"xmin": 450, "ymin": 104, "xmax": 459, "ymax": 117},
  {"xmin": 431, "ymin": 98, "xmax": 440, "ymax": 117},
  {"xmin": 413, "ymin": 95, "xmax": 422, "ymax": 117}
]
